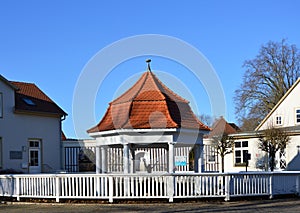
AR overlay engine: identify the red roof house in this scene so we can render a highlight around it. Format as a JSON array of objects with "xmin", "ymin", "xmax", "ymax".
[{"xmin": 0, "ymin": 75, "xmax": 66, "ymax": 173}]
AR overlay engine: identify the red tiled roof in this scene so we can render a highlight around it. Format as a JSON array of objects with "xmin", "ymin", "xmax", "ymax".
[
  {"xmin": 88, "ymin": 70, "xmax": 210, "ymax": 133},
  {"xmin": 10, "ymin": 81, "xmax": 67, "ymax": 117},
  {"xmin": 207, "ymin": 117, "xmax": 240, "ymax": 138}
]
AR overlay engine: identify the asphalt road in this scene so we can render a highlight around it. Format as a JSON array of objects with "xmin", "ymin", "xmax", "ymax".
[{"xmin": 1, "ymin": 198, "xmax": 300, "ymax": 212}]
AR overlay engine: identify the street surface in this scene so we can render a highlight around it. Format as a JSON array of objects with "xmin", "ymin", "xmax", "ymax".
[{"xmin": 1, "ymin": 198, "xmax": 300, "ymax": 212}]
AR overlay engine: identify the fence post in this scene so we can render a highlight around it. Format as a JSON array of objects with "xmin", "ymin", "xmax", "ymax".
[
  {"xmin": 224, "ymin": 175, "xmax": 230, "ymax": 201},
  {"xmin": 124, "ymin": 176, "xmax": 130, "ymax": 197},
  {"xmin": 269, "ymin": 174, "xmax": 273, "ymax": 199},
  {"xmin": 55, "ymin": 175, "xmax": 60, "ymax": 202},
  {"xmin": 15, "ymin": 175, "xmax": 20, "ymax": 201},
  {"xmin": 108, "ymin": 176, "xmax": 114, "ymax": 203},
  {"xmin": 96, "ymin": 175, "xmax": 100, "ymax": 196},
  {"xmin": 168, "ymin": 175, "xmax": 175, "ymax": 202}
]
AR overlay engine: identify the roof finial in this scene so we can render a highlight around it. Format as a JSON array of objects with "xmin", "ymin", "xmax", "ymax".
[{"xmin": 146, "ymin": 59, "xmax": 151, "ymax": 72}]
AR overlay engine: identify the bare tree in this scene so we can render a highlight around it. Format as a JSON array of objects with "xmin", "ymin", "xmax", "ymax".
[
  {"xmin": 258, "ymin": 126, "xmax": 290, "ymax": 171},
  {"xmin": 212, "ymin": 133, "xmax": 234, "ymax": 173},
  {"xmin": 198, "ymin": 114, "xmax": 214, "ymax": 127},
  {"xmin": 235, "ymin": 39, "xmax": 300, "ymax": 130}
]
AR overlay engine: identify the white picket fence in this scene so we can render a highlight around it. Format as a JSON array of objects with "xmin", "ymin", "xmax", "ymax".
[{"xmin": 0, "ymin": 172, "xmax": 300, "ymax": 203}]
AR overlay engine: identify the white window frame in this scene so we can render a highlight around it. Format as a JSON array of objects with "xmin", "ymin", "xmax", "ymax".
[
  {"xmin": 278, "ymin": 149, "xmax": 286, "ymax": 169},
  {"xmin": 28, "ymin": 139, "xmax": 42, "ymax": 173},
  {"xmin": 275, "ymin": 115, "xmax": 282, "ymax": 126},
  {"xmin": 234, "ymin": 141, "xmax": 249, "ymax": 165},
  {"xmin": 296, "ymin": 108, "xmax": 300, "ymax": 124}
]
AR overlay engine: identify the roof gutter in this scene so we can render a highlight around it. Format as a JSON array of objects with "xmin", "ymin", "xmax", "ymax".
[{"xmin": 61, "ymin": 114, "xmax": 67, "ymax": 121}]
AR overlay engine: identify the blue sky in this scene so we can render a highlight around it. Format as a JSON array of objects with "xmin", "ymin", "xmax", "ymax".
[{"xmin": 1, "ymin": 1, "xmax": 300, "ymax": 138}]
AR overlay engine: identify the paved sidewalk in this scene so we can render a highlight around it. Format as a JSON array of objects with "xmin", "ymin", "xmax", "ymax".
[{"xmin": 1, "ymin": 198, "xmax": 300, "ymax": 212}]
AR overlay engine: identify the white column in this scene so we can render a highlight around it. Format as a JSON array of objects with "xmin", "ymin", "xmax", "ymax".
[
  {"xmin": 123, "ymin": 143, "xmax": 130, "ymax": 196},
  {"xmin": 101, "ymin": 146, "xmax": 107, "ymax": 173},
  {"xmin": 168, "ymin": 142, "xmax": 175, "ymax": 173},
  {"xmin": 123, "ymin": 143, "xmax": 130, "ymax": 174},
  {"xmin": 95, "ymin": 146, "xmax": 101, "ymax": 174}
]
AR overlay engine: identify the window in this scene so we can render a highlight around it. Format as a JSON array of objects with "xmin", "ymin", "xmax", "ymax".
[
  {"xmin": 203, "ymin": 145, "xmax": 219, "ymax": 172},
  {"xmin": 0, "ymin": 93, "xmax": 3, "ymax": 118},
  {"xmin": 296, "ymin": 109, "xmax": 300, "ymax": 124},
  {"xmin": 30, "ymin": 141, "xmax": 40, "ymax": 148},
  {"xmin": 206, "ymin": 145, "xmax": 217, "ymax": 162},
  {"xmin": 30, "ymin": 150, "xmax": 39, "ymax": 166},
  {"xmin": 235, "ymin": 141, "xmax": 248, "ymax": 165},
  {"xmin": 22, "ymin": 97, "xmax": 36, "ymax": 106},
  {"xmin": 279, "ymin": 149, "xmax": 286, "ymax": 169},
  {"xmin": 275, "ymin": 116, "xmax": 282, "ymax": 125}
]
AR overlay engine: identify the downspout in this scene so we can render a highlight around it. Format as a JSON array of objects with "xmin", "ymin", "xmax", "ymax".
[{"xmin": 60, "ymin": 114, "xmax": 67, "ymax": 171}]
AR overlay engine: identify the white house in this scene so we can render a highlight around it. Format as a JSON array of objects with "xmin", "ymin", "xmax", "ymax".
[
  {"xmin": 222, "ymin": 78, "xmax": 300, "ymax": 172},
  {"xmin": 0, "ymin": 75, "xmax": 67, "ymax": 173}
]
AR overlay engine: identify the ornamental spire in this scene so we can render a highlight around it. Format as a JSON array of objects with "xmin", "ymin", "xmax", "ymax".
[{"xmin": 146, "ymin": 59, "xmax": 151, "ymax": 72}]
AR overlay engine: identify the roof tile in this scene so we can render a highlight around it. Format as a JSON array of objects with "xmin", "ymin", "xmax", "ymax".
[
  {"xmin": 88, "ymin": 70, "xmax": 209, "ymax": 133},
  {"xmin": 207, "ymin": 117, "xmax": 240, "ymax": 137},
  {"xmin": 10, "ymin": 81, "xmax": 67, "ymax": 116}
]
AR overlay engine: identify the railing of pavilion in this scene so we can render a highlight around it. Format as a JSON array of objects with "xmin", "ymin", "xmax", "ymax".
[{"xmin": 0, "ymin": 172, "xmax": 299, "ymax": 203}]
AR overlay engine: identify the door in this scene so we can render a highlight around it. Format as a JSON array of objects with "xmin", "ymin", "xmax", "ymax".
[{"xmin": 28, "ymin": 140, "xmax": 41, "ymax": 173}]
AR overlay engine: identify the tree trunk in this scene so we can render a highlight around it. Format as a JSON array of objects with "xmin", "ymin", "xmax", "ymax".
[
  {"xmin": 221, "ymin": 156, "xmax": 224, "ymax": 173},
  {"xmin": 269, "ymin": 153, "xmax": 276, "ymax": 171}
]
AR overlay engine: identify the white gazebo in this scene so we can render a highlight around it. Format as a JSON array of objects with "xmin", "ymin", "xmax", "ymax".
[{"xmin": 87, "ymin": 60, "xmax": 210, "ymax": 174}]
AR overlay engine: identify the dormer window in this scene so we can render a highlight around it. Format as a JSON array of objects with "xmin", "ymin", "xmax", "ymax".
[
  {"xmin": 296, "ymin": 109, "xmax": 300, "ymax": 124},
  {"xmin": 275, "ymin": 115, "xmax": 282, "ymax": 125},
  {"xmin": 22, "ymin": 97, "xmax": 36, "ymax": 106}
]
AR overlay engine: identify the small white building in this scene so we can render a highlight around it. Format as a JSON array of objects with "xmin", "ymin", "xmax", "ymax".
[{"xmin": 0, "ymin": 75, "xmax": 67, "ymax": 173}]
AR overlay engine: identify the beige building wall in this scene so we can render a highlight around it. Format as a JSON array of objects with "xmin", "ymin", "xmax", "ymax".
[{"xmin": 0, "ymin": 79, "xmax": 62, "ymax": 173}]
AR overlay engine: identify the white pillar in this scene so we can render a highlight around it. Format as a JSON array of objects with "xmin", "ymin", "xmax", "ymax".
[
  {"xmin": 123, "ymin": 143, "xmax": 130, "ymax": 174},
  {"xmin": 123, "ymin": 143, "xmax": 130, "ymax": 196},
  {"xmin": 95, "ymin": 146, "xmax": 101, "ymax": 174},
  {"xmin": 101, "ymin": 146, "xmax": 107, "ymax": 173},
  {"xmin": 168, "ymin": 142, "xmax": 175, "ymax": 173}
]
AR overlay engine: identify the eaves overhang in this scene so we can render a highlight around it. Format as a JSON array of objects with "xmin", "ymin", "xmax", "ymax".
[{"xmin": 88, "ymin": 127, "xmax": 208, "ymax": 138}]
